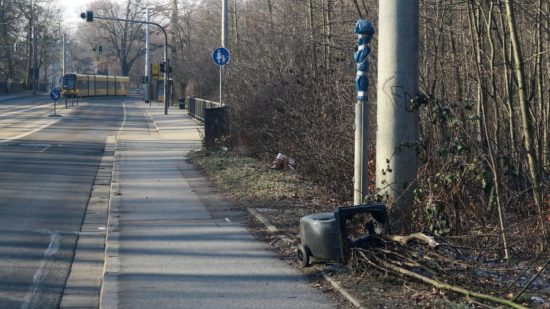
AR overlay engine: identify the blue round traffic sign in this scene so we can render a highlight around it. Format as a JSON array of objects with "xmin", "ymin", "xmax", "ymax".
[
  {"xmin": 212, "ymin": 47, "xmax": 230, "ymax": 66},
  {"xmin": 50, "ymin": 88, "xmax": 61, "ymax": 101}
]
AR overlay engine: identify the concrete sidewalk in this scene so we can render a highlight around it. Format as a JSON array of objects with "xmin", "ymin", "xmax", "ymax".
[{"xmin": 100, "ymin": 102, "xmax": 337, "ymax": 308}]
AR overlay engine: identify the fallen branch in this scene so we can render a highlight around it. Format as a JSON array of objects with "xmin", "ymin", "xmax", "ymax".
[
  {"xmin": 379, "ymin": 232, "xmax": 440, "ymax": 248},
  {"xmin": 512, "ymin": 257, "xmax": 550, "ymax": 302},
  {"xmin": 356, "ymin": 249, "xmax": 528, "ymax": 309}
]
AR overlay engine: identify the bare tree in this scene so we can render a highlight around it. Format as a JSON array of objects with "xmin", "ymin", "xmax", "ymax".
[
  {"xmin": 503, "ymin": 0, "xmax": 546, "ymax": 241},
  {"xmin": 171, "ymin": 0, "xmax": 549, "ymax": 250},
  {"xmin": 0, "ymin": 0, "xmax": 23, "ymax": 91},
  {"xmin": 84, "ymin": 0, "xmax": 151, "ymax": 76}
]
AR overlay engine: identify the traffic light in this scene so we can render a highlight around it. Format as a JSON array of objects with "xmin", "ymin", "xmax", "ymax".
[
  {"xmin": 80, "ymin": 11, "xmax": 93, "ymax": 22},
  {"xmin": 151, "ymin": 63, "xmax": 159, "ymax": 78},
  {"xmin": 159, "ymin": 62, "xmax": 172, "ymax": 73},
  {"xmin": 93, "ymin": 44, "xmax": 103, "ymax": 54}
]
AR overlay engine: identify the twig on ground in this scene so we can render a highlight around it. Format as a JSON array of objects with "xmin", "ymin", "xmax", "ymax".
[
  {"xmin": 356, "ymin": 249, "xmax": 529, "ymax": 309},
  {"xmin": 512, "ymin": 257, "xmax": 550, "ymax": 302}
]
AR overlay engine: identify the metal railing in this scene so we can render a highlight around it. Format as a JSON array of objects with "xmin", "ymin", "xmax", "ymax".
[{"xmin": 187, "ymin": 97, "xmax": 221, "ymax": 121}]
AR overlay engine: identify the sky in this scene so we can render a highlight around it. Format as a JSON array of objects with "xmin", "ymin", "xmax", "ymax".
[
  {"xmin": 57, "ymin": 0, "xmax": 174, "ymax": 26},
  {"xmin": 58, "ymin": 0, "xmax": 94, "ymax": 26}
]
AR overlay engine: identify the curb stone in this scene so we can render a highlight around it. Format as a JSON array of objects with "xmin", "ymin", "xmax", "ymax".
[
  {"xmin": 99, "ymin": 136, "xmax": 121, "ymax": 309},
  {"xmin": 59, "ymin": 136, "xmax": 116, "ymax": 308}
]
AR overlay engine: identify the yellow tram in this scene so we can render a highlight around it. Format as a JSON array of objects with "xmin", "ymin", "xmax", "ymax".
[{"xmin": 61, "ymin": 73, "xmax": 129, "ymax": 97}]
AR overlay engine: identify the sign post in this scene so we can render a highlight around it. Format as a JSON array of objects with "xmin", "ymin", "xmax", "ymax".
[
  {"xmin": 49, "ymin": 88, "xmax": 61, "ymax": 117},
  {"xmin": 353, "ymin": 20, "xmax": 375, "ymax": 205},
  {"xmin": 212, "ymin": 47, "xmax": 230, "ymax": 105}
]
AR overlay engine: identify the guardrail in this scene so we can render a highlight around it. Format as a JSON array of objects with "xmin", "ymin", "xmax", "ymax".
[{"xmin": 187, "ymin": 97, "xmax": 222, "ymax": 122}]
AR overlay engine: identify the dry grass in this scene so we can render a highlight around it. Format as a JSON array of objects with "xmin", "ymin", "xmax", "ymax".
[{"xmin": 189, "ymin": 149, "xmax": 341, "ymax": 216}]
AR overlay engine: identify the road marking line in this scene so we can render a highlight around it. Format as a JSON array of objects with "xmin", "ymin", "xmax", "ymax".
[
  {"xmin": 20, "ymin": 143, "xmax": 51, "ymax": 148},
  {"xmin": 0, "ymin": 104, "xmax": 50, "ymax": 117},
  {"xmin": 0, "ymin": 117, "xmax": 64, "ymax": 144},
  {"xmin": 35, "ymin": 229, "xmax": 105, "ymax": 237},
  {"xmin": 0, "ymin": 100, "xmax": 84, "ymax": 143},
  {"xmin": 21, "ymin": 232, "xmax": 60, "ymax": 309},
  {"xmin": 17, "ymin": 143, "xmax": 52, "ymax": 152},
  {"xmin": 63, "ymin": 231, "xmax": 106, "ymax": 236},
  {"xmin": 117, "ymin": 101, "xmax": 127, "ymax": 135}
]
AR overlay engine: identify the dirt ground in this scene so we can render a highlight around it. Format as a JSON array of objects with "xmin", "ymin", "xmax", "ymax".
[{"xmin": 189, "ymin": 149, "xmax": 549, "ymax": 309}]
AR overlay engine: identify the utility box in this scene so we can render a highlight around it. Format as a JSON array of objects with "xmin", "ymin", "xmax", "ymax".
[
  {"xmin": 297, "ymin": 212, "xmax": 340, "ymax": 267},
  {"xmin": 204, "ymin": 106, "xmax": 228, "ymax": 146}
]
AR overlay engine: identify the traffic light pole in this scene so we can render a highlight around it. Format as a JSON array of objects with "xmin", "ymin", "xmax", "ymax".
[{"xmin": 82, "ymin": 13, "xmax": 169, "ymax": 115}]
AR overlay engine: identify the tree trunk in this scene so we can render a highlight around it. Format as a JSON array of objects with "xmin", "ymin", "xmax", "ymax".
[
  {"xmin": 535, "ymin": 0, "xmax": 547, "ymax": 171},
  {"xmin": 322, "ymin": 0, "xmax": 333, "ymax": 70},
  {"xmin": 495, "ymin": 0, "xmax": 519, "ymax": 175},
  {"xmin": 467, "ymin": 2, "xmax": 486, "ymax": 145},
  {"xmin": 25, "ymin": 19, "xmax": 32, "ymax": 89},
  {"xmin": 308, "ymin": 0, "xmax": 316, "ymax": 65},
  {"xmin": 352, "ymin": 0, "xmax": 363, "ymax": 19},
  {"xmin": 266, "ymin": 0, "xmax": 274, "ymax": 33},
  {"xmin": 504, "ymin": 0, "xmax": 546, "ymax": 242},
  {"xmin": 232, "ymin": 0, "xmax": 240, "ymax": 53},
  {"xmin": 0, "ymin": 23, "xmax": 16, "ymax": 88}
]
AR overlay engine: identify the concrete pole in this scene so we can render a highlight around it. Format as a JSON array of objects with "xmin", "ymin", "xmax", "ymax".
[
  {"xmin": 62, "ymin": 33, "xmax": 66, "ymax": 77},
  {"xmin": 144, "ymin": 7, "xmax": 150, "ymax": 103},
  {"xmin": 376, "ymin": 1, "xmax": 420, "ymax": 223}
]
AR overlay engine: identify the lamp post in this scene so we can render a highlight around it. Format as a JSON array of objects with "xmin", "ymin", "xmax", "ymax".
[
  {"xmin": 81, "ymin": 11, "xmax": 169, "ymax": 115},
  {"xmin": 144, "ymin": 7, "xmax": 151, "ymax": 104},
  {"xmin": 62, "ymin": 33, "xmax": 66, "ymax": 77}
]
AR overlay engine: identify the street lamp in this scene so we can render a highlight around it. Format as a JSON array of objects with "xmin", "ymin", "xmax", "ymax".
[
  {"xmin": 30, "ymin": 0, "xmax": 40, "ymax": 95},
  {"xmin": 80, "ymin": 11, "xmax": 170, "ymax": 115}
]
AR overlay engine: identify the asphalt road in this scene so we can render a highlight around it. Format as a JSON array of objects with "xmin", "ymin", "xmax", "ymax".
[{"xmin": 0, "ymin": 95, "xmax": 126, "ymax": 308}]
